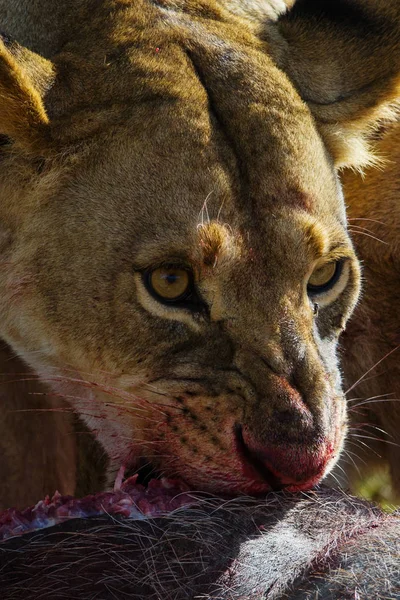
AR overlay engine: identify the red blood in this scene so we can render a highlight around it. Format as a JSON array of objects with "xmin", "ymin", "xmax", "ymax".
[{"xmin": 0, "ymin": 476, "xmax": 192, "ymax": 542}]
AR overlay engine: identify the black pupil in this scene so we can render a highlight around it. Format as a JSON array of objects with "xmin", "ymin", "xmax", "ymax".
[{"xmin": 164, "ymin": 273, "xmax": 178, "ymax": 284}]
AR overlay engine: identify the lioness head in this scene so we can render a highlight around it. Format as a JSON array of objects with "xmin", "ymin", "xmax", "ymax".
[{"xmin": 0, "ymin": 0, "xmax": 399, "ymax": 494}]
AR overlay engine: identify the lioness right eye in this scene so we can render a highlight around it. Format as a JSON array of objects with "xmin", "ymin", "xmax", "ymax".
[
  {"xmin": 144, "ymin": 266, "xmax": 194, "ymax": 304},
  {"xmin": 307, "ymin": 260, "xmax": 344, "ymax": 296}
]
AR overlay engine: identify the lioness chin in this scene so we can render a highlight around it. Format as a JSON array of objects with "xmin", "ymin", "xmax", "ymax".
[{"xmin": 1, "ymin": 0, "xmax": 400, "ymax": 505}]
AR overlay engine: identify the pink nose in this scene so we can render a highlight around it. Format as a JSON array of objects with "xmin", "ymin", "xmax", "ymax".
[{"xmin": 236, "ymin": 425, "xmax": 333, "ymax": 490}]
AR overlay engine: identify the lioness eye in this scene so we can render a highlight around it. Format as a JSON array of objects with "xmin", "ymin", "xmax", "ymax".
[
  {"xmin": 307, "ymin": 261, "xmax": 343, "ymax": 295},
  {"xmin": 146, "ymin": 267, "xmax": 192, "ymax": 303}
]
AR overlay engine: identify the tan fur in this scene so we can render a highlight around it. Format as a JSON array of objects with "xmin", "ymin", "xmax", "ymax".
[
  {"xmin": 0, "ymin": 0, "xmax": 400, "ymax": 505},
  {"xmin": 0, "ymin": 40, "xmax": 53, "ymax": 152},
  {"xmin": 278, "ymin": 2, "xmax": 400, "ymax": 169}
]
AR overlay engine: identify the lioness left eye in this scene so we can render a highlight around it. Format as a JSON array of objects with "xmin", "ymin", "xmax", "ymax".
[
  {"xmin": 144, "ymin": 266, "xmax": 194, "ymax": 304},
  {"xmin": 307, "ymin": 260, "xmax": 343, "ymax": 296}
]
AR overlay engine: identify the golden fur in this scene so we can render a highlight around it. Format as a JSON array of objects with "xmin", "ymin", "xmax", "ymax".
[{"xmin": 1, "ymin": 0, "xmax": 400, "ymax": 507}]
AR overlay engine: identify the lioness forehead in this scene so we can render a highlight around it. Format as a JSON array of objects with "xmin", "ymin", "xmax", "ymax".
[
  {"xmin": 48, "ymin": 0, "xmax": 341, "ymax": 230},
  {"xmin": 67, "ymin": 122, "xmax": 342, "ymax": 251}
]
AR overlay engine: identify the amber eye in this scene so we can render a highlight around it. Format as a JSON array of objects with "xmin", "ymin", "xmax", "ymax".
[
  {"xmin": 146, "ymin": 266, "xmax": 192, "ymax": 303},
  {"xmin": 307, "ymin": 261, "xmax": 343, "ymax": 295}
]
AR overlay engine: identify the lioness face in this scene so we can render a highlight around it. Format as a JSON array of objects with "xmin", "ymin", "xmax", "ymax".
[
  {"xmin": 0, "ymin": 74, "xmax": 360, "ymax": 493},
  {"xmin": 8, "ymin": 0, "xmax": 398, "ymax": 495}
]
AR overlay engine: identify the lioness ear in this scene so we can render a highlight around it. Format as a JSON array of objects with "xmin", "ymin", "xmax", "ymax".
[
  {"xmin": 0, "ymin": 34, "xmax": 54, "ymax": 153},
  {"xmin": 228, "ymin": 0, "xmax": 295, "ymax": 21},
  {"xmin": 278, "ymin": 0, "xmax": 400, "ymax": 168}
]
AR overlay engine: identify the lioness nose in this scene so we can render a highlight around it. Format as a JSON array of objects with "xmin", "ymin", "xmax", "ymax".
[{"xmin": 235, "ymin": 424, "xmax": 331, "ymax": 490}]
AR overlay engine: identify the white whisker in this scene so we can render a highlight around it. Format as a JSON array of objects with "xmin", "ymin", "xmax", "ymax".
[{"xmin": 345, "ymin": 345, "xmax": 400, "ymax": 395}]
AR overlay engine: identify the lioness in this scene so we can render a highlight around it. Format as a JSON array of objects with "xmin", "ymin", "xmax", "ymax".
[{"xmin": 1, "ymin": 0, "xmax": 400, "ymax": 507}]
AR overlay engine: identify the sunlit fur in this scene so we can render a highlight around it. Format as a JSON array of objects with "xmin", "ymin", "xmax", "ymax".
[{"xmin": 0, "ymin": 0, "xmax": 399, "ymax": 504}]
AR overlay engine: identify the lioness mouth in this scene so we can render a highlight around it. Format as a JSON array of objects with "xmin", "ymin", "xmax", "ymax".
[
  {"xmin": 235, "ymin": 425, "xmax": 285, "ymax": 491},
  {"xmin": 234, "ymin": 424, "xmax": 328, "ymax": 492}
]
